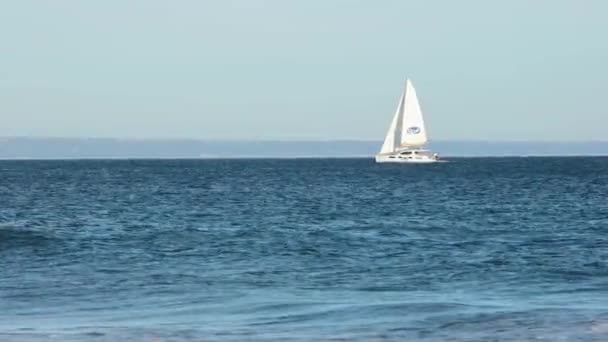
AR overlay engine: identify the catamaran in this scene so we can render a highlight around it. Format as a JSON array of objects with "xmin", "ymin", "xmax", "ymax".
[{"xmin": 375, "ymin": 79, "xmax": 440, "ymax": 163}]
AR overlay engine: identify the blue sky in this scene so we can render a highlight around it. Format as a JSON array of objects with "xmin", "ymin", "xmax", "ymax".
[{"xmin": 1, "ymin": 0, "xmax": 606, "ymax": 141}]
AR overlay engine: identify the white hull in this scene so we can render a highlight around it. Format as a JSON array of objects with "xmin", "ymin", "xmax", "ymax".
[{"xmin": 375, "ymin": 153, "xmax": 439, "ymax": 163}]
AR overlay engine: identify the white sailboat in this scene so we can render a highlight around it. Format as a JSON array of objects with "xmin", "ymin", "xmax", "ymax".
[{"xmin": 375, "ymin": 79, "xmax": 440, "ymax": 163}]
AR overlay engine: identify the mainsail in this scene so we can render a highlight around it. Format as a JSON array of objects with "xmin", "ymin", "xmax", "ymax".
[
  {"xmin": 400, "ymin": 79, "xmax": 427, "ymax": 147},
  {"xmin": 379, "ymin": 79, "xmax": 427, "ymax": 154}
]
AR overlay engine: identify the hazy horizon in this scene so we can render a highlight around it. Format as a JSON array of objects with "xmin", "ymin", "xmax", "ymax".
[
  {"xmin": 3, "ymin": 136, "xmax": 608, "ymax": 143},
  {"xmin": 1, "ymin": 137, "xmax": 607, "ymax": 159},
  {"xmin": 1, "ymin": 1, "xmax": 607, "ymax": 141}
]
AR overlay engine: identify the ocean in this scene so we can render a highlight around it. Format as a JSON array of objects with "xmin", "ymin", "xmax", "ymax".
[{"xmin": 1, "ymin": 158, "xmax": 607, "ymax": 341}]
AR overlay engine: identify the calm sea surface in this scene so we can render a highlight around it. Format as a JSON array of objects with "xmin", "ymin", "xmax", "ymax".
[{"xmin": 1, "ymin": 158, "xmax": 607, "ymax": 341}]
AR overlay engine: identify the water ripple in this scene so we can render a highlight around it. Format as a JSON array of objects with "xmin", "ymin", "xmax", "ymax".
[{"xmin": 1, "ymin": 158, "xmax": 607, "ymax": 340}]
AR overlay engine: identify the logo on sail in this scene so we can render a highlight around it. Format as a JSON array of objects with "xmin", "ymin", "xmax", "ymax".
[{"xmin": 406, "ymin": 126, "xmax": 421, "ymax": 134}]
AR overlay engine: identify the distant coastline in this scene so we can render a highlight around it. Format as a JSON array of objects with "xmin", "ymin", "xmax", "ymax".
[{"xmin": 0, "ymin": 137, "xmax": 607, "ymax": 159}]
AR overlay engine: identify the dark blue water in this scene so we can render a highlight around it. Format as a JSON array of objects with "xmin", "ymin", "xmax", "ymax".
[{"xmin": 1, "ymin": 158, "xmax": 608, "ymax": 341}]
